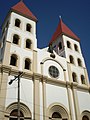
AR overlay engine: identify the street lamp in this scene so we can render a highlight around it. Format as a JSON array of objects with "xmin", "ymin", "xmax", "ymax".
[{"xmin": 9, "ymin": 71, "xmax": 23, "ymax": 120}]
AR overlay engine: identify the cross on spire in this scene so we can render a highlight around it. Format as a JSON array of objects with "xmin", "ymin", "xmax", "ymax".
[{"xmin": 59, "ymin": 15, "xmax": 62, "ymax": 20}]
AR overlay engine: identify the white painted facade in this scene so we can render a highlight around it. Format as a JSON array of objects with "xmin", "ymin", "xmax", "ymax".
[{"xmin": 0, "ymin": 1, "xmax": 90, "ymax": 120}]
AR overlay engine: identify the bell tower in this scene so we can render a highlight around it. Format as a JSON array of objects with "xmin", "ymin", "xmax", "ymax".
[
  {"xmin": 0, "ymin": 1, "xmax": 37, "ymax": 68},
  {"xmin": 49, "ymin": 18, "xmax": 89, "ymax": 85},
  {"xmin": 0, "ymin": 1, "xmax": 38, "ymax": 118}
]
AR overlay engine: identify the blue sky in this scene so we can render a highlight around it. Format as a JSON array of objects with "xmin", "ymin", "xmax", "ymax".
[{"xmin": 0, "ymin": 0, "xmax": 90, "ymax": 79}]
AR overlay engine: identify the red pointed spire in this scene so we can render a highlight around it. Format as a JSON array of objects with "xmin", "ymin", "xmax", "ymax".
[
  {"xmin": 11, "ymin": 1, "xmax": 37, "ymax": 22},
  {"xmin": 49, "ymin": 19, "xmax": 80, "ymax": 44}
]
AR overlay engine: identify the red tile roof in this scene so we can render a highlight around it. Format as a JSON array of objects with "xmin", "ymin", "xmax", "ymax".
[
  {"xmin": 49, "ymin": 19, "xmax": 80, "ymax": 44},
  {"xmin": 11, "ymin": 1, "xmax": 37, "ymax": 22}
]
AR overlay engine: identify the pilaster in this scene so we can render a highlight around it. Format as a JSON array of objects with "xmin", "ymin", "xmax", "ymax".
[
  {"xmin": 42, "ymin": 76, "xmax": 47, "ymax": 120},
  {"xmin": 66, "ymin": 82, "xmax": 73, "ymax": 120},
  {"xmin": 63, "ymin": 69, "xmax": 67, "ymax": 81},
  {"xmin": 3, "ymin": 41, "xmax": 11, "ymax": 66},
  {"xmin": 0, "ymin": 67, "xmax": 9, "ymax": 120},
  {"xmin": 33, "ymin": 50, "xmax": 37, "ymax": 73},
  {"xmin": 84, "ymin": 68, "xmax": 89, "ymax": 86},
  {"xmin": 67, "ymin": 62, "xmax": 72, "ymax": 82},
  {"xmin": 33, "ymin": 73, "xmax": 42, "ymax": 120},
  {"xmin": 71, "ymin": 82, "xmax": 81, "ymax": 120}
]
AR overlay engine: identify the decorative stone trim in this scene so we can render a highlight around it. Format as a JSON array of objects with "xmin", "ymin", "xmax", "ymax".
[
  {"xmin": 47, "ymin": 103, "xmax": 70, "ymax": 120},
  {"xmin": 71, "ymin": 82, "xmax": 78, "ymax": 89},
  {"xmin": 5, "ymin": 102, "xmax": 32, "ymax": 118},
  {"xmin": 77, "ymin": 85, "xmax": 89, "ymax": 92},
  {"xmin": 33, "ymin": 72, "xmax": 42, "ymax": 81},
  {"xmin": 42, "ymin": 75, "xmax": 48, "ymax": 82},
  {"xmin": 66, "ymin": 81, "xmax": 71, "ymax": 88},
  {"xmin": 0, "ymin": 65, "xmax": 11, "ymax": 73},
  {"xmin": 0, "ymin": 64, "xmax": 89, "ymax": 92},
  {"xmin": 46, "ymin": 77, "xmax": 66, "ymax": 87}
]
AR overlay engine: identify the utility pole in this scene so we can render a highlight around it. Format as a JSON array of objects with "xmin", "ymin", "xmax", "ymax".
[{"xmin": 9, "ymin": 72, "xmax": 23, "ymax": 120}]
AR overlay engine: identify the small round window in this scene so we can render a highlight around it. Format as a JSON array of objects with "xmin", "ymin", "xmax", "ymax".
[{"xmin": 49, "ymin": 66, "xmax": 59, "ymax": 78}]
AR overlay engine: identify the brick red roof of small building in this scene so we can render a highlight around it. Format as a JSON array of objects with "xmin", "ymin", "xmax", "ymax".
[
  {"xmin": 49, "ymin": 19, "xmax": 80, "ymax": 44},
  {"xmin": 11, "ymin": 1, "xmax": 37, "ymax": 22}
]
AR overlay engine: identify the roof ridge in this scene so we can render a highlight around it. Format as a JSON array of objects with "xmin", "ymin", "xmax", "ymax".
[
  {"xmin": 11, "ymin": 1, "xmax": 37, "ymax": 22},
  {"xmin": 49, "ymin": 19, "xmax": 80, "ymax": 44}
]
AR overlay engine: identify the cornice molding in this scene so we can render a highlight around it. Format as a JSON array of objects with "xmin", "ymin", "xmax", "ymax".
[
  {"xmin": 33, "ymin": 73, "xmax": 42, "ymax": 81},
  {"xmin": 71, "ymin": 82, "xmax": 78, "ymax": 89},
  {"xmin": 46, "ymin": 77, "xmax": 66, "ymax": 87},
  {"xmin": 0, "ymin": 64, "xmax": 89, "ymax": 92},
  {"xmin": 77, "ymin": 85, "xmax": 89, "ymax": 91},
  {"xmin": 42, "ymin": 75, "xmax": 48, "ymax": 82},
  {"xmin": 0, "ymin": 64, "xmax": 11, "ymax": 73}
]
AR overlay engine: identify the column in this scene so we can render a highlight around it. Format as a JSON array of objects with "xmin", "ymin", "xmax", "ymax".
[{"xmin": 0, "ymin": 72, "xmax": 9, "ymax": 119}]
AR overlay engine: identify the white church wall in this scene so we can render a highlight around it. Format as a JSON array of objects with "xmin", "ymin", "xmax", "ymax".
[
  {"xmin": 70, "ymin": 65, "xmax": 86, "ymax": 84},
  {"xmin": 63, "ymin": 35, "xmax": 86, "ymax": 68},
  {"xmin": 37, "ymin": 48, "xmax": 70, "ymax": 82},
  {"xmin": 46, "ymin": 83, "xmax": 69, "ymax": 111},
  {"xmin": 5, "ymin": 75, "xmax": 18, "ymax": 107},
  {"xmin": 7, "ymin": 12, "xmax": 37, "ymax": 49},
  {"xmin": 0, "ymin": 15, "xmax": 10, "ymax": 62},
  {"xmin": 63, "ymin": 35, "xmax": 82, "ymax": 55},
  {"xmin": 10, "ymin": 44, "xmax": 33, "ymax": 71},
  {"xmin": 77, "ymin": 90, "xmax": 90, "ymax": 113},
  {"xmin": 20, "ymin": 78, "xmax": 33, "ymax": 116},
  {"xmin": 5, "ymin": 76, "xmax": 33, "ymax": 115},
  {"xmin": 10, "ymin": 12, "xmax": 36, "ymax": 36},
  {"xmin": 43, "ymin": 60, "xmax": 64, "ymax": 80},
  {"xmin": 37, "ymin": 48, "xmax": 67, "ymax": 74},
  {"xmin": 40, "ymin": 82, "xmax": 43, "ymax": 120},
  {"xmin": 67, "ymin": 50, "xmax": 85, "ymax": 68}
]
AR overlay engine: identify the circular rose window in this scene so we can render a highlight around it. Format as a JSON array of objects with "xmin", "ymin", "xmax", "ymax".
[{"xmin": 49, "ymin": 66, "xmax": 59, "ymax": 78}]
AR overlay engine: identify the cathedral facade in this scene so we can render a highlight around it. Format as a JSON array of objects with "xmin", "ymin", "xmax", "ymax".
[{"xmin": 0, "ymin": 1, "xmax": 90, "ymax": 120}]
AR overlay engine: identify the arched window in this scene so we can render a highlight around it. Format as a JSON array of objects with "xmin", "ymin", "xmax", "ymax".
[
  {"xmin": 81, "ymin": 75, "xmax": 85, "ymax": 84},
  {"xmin": 13, "ymin": 34, "xmax": 19, "ymax": 45},
  {"xmin": 82, "ymin": 115, "xmax": 89, "ymax": 120},
  {"xmin": 67, "ymin": 41, "xmax": 71, "ymax": 48},
  {"xmin": 25, "ymin": 58, "xmax": 31, "ymax": 70},
  {"xmin": 48, "ymin": 105, "xmax": 68, "ymax": 120},
  {"xmin": 77, "ymin": 58, "xmax": 82, "ymax": 66},
  {"xmin": 52, "ymin": 112, "xmax": 62, "ymax": 118},
  {"xmin": 72, "ymin": 72, "xmax": 77, "ymax": 82},
  {"xmin": 59, "ymin": 42, "xmax": 62, "ymax": 50},
  {"xmin": 15, "ymin": 19, "xmax": 21, "ymax": 27},
  {"xmin": 10, "ymin": 54, "xmax": 17, "ymax": 66},
  {"xmin": 26, "ymin": 39, "xmax": 32, "ymax": 49},
  {"xmin": 69, "ymin": 55, "xmax": 74, "ymax": 64},
  {"xmin": 10, "ymin": 109, "xmax": 24, "ymax": 120},
  {"xmin": 74, "ymin": 44, "xmax": 79, "ymax": 52},
  {"xmin": 26, "ymin": 23, "xmax": 32, "ymax": 32}
]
